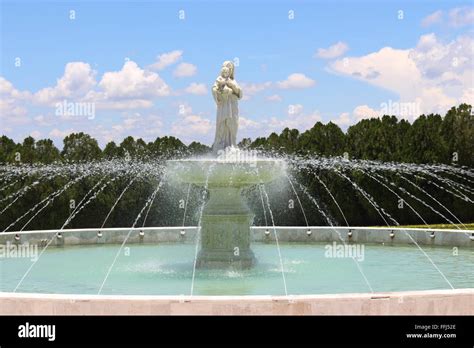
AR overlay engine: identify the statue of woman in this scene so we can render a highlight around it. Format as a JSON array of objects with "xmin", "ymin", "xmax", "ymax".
[{"xmin": 212, "ymin": 61, "xmax": 242, "ymax": 153}]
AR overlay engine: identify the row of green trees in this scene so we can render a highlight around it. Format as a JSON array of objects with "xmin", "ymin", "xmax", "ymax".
[
  {"xmin": 243, "ymin": 104, "xmax": 473, "ymax": 166},
  {"xmin": 0, "ymin": 104, "xmax": 472, "ymax": 230},
  {"xmin": 0, "ymin": 134, "xmax": 209, "ymax": 164},
  {"xmin": 1, "ymin": 104, "xmax": 472, "ymax": 166}
]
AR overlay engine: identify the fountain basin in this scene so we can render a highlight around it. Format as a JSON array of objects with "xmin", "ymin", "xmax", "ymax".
[
  {"xmin": 2, "ymin": 239, "xmax": 473, "ymax": 295},
  {"xmin": 167, "ymin": 158, "xmax": 286, "ymax": 269}
]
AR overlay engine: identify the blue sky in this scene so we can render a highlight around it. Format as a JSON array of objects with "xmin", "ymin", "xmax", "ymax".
[{"xmin": 1, "ymin": 0, "xmax": 473, "ymax": 146}]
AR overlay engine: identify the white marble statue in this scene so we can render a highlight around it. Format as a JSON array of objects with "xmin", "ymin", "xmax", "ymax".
[{"xmin": 212, "ymin": 61, "xmax": 242, "ymax": 153}]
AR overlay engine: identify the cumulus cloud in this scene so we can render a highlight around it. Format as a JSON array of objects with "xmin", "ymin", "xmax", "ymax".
[
  {"xmin": 266, "ymin": 94, "xmax": 282, "ymax": 102},
  {"xmin": 266, "ymin": 104, "xmax": 321, "ymax": 132},
  {"xmin": 332, "ymin": 105, "xmax": 381, "ymax": 128},
  {"xmin": 34, "ymin": 114, "xmax": 52, "ymax": 126},
  {"xmin": 329, "ymin": 33, "xmax": 474, "ymax": 117},
  {"xmin": 30, "ymin": 130, "xmax": 41, "ymax": 139},
  {"xmin": 173, "ymin": 62, "xmax": 197, "ymax": 78},
  {"xmin": 449, "ymin": 7, "xmax": 474, "ymax": 27},
  {"xmin": 421, "ymin": 10, "xmax": 443, "ymax": 27},
  {"xmin": 333, "ymin": 112, "xmax": 352, "ymax": 126},
  {"xmin": 49, "ymin": 112, "xmax": 165, "ymax": 145},
  {"xmin": 148, "ymin": 50, "xmax": 183, "ymax": 71},
  {"xmin": 172, "ymin": 114, "xmax": 211, "ymax": 136},
  {"xmin": 104, "ymin": 113, "xmax": 164, "ymax": 141},
  {"xmin": 276, "ymin": 73, "xmax": 316, "ymax": 89},
  {"xmin": 239, "ymin": 117, "xmax": 260, "ymax": 130},
  {"xmin": 35, "ymin": 62, "xmax": 96, "ymax": 105},
  {"xmin": 0, "ymin": 77, "xmax": 32, "ymax": 125},
  {"xmin": 171, "ymin": 104, "xmax": 212, "ymax": 138},
  {"xmin": 240, "ymin": 82, "xmax": 272, "ymax": 95},
  {"xmin": 49, "ymin": 128, "xmax": 75, "ymax": 139},
  {"xmin": 421, "ymin": 7, "xmax": 474, "ymax": 28},
  {"xmin": 461, "ymin": 87, "xmax": 474, "ymax": 103},
  {"xmin": 316, "ymin": 41, "xmax": 349, "ymax": 59},
  {"xmin": 99, "ymin": 61, "xmax": 170, "ymax": 98},
  {"xmin": 239, "ymin": 81, "xmax": 272, "ymax": 100},
  {"xmin": 353, "ymin": 105, "xmax": 381, "ymax": 121},
  {"xmin": 184, "ymin": 82, "xmax": 207, "ymax": 95},
  {"xmin": 31, "ymin": 60, "xmax": 171, "ymax": 112}
]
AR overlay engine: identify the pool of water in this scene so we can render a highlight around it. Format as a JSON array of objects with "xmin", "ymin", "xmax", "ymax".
[{"xmin": 1, "ymin": 243, "xmax": 473, "ymax": 295}]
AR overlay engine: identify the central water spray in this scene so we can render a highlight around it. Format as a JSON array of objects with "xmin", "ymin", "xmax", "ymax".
[{"xmin": 167, "ymin": 155, "xmax": 286, "ymax": 269}]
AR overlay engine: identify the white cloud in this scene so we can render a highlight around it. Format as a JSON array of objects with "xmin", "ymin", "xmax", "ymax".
[
  {"xmin": 266, "ymin": 94, "xmax": 282, "ymax": 102},
  {"xmin": 332, "ymin": 105, "xmax": 381, "ymax": 127},
  {"xmin": 184, "ymin": 82, "xmax": 207, "ymax": 95},
  {"xmin": 67, "ymin": 113, "xmax": 164, "ymax": 145},
  {"xmin": 173, "ymin": 62, "xmax": 197, "ymax": 78},
  {"xmin": 33, "ymin": 114, "xmax": 58, "ymax": 127},
  {"xmin": 171, "ymin": 105, "xmax": 212, "ymax": 138},
  {"xmin": 34, "ymin": 114, "xmax": 48, "ymax": 125},
  {"xmin": 333, "ymin": 112, "xmax": 352, "ymax": 126},
  {"xmin": 99, "ymin": 61, "xmax": 170, "ymax": 98},
  {"xmin": 35, "ymin": 62, "xmax": 97, "ymax": 105},
  {"xmin": 410, "ymin": 34, "xmax": 472, "ymax": 80},
  {"xmin": 87, "ymin": 96, "xmax": 154, "ymax": 110},
  {"xmin": 49, "ymin": 128, "xmax": 75, "ymax": 139},
  {"xmin": 461, "ymin": 87, "xmax": 474, "ymax": 105},
  {"xmin": 421, "ymin": 7, "xmax": 473, "ymax": 28},
  {"xmin": 240, "ymin": 81, "xmax": 272, "ymax": 95},
  {"xmin": 353, "ymin": 105, "xmax": 381, "ymax": 121},
  {"xmin": 172, "ymin": 114, "xmax": 211, "ymax": 136},
  {"xmin": 30, "ymin": 130, "xmax": 41, "ymax": 139},
  {"xmin": 276, "ymin": 73, "xmax": 316, "ymax": 89},
  {"xmin": 266, "ymin": 104, "xmax": 321, "ymax": 132},
  {"xmin": 449, "ymin": 7, "xmax": 474, "ymax": 27},
  {"xmin": 329, "ymin": 33, "xmax": 474, "ymax": 117},
  {"xmin": 148, "ymin": 50, "xmax": 183, "ymax": 71},
  {"xmin": 101, "ymin": 113, "xmax": 163, "ymax": 141},
  {"xmin": 0, "ymin": 77, "xmax": 32, "ymax": 125},
  {"xmin": 421, "ymin": 10, "xmax": 443, "ymax": 27},
  {"xmin": 239, "ymin": 117, "xmax": 260, "ymax": 130},
  {"xmin": 316, "ymin": 41, "xmax": 349, "ymax": 59},
  {"xmin": 32, "ymin": 60, "xmax": 171, "ymax": 112}
]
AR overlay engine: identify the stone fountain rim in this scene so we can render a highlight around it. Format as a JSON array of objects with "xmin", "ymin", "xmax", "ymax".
[{"xmin": 0, "ymin": 288, "xmax": 472, "ymax": 315}]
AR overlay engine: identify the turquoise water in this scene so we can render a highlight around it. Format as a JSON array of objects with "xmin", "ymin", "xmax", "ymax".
[{"xmin": 1, "ymin": 243, "xmax": 473, "ymax": 295}]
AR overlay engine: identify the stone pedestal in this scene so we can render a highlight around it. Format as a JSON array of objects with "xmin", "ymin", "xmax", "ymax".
[
  {"xmin": 167, "ymin": 158, "xmax": 285, "ymax": 269},
  {"xmin": 197, "ymin": 187, "xmax": 255, "ymax": 269}
]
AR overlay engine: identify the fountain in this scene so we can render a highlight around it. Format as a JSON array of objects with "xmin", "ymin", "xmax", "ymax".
[
  {"xmin": 0, "ymin": 62, "xmax": 472, "ymax": 315},
  {"xmin": 168, "ymin": 156, "xmax": 285, "ymax": 268},
  {"xmin": 167, "ymin": 61, "xmax": 286, "ymax": 268}
]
